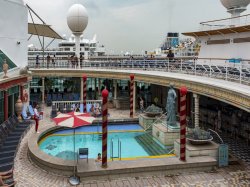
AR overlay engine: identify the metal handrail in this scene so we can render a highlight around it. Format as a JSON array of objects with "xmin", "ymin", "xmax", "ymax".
[
  {"xmin": 110, "ymin": 138, "xmax": 121, "ymax": 161},
  {"xmin": 208, "ymin": 128, "xmax": 224, "ymax": 144},
  {"xmin": 144, "ymin": 112, "xmax": 167, "ymax": 131}
]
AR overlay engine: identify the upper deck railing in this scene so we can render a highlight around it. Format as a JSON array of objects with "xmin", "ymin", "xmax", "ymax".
[
  {"xmin": 28, "ymin": 57, "xmax": 250, "ymax": 86},
  {"xmin": 200, "ymin": 14, "xmax": 250, "ymax": 31}
]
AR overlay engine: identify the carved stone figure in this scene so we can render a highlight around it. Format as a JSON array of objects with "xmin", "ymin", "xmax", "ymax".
[
  {"xmin": 166, "ymin": 83, "xmax": 177, "ymax": 127},
  {"xmin": 3, "ymin": 59, "xmax": 8, "ymax": 78}
]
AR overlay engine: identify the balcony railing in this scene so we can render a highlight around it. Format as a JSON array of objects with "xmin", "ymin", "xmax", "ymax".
[{"xmin": 28, "ymin": 58, "xmax": 250, "ymax": 86}]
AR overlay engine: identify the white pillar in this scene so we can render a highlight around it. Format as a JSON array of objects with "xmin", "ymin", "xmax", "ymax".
[
  {"xmin": 114, "ymin": 80, "xmax": 117, "ymax": 100},
  {"xmin": 133, "ymin": 81, "xmax": 136, "ymax": 117},
  {"xmin": 80, "ymin": 77, "xmax": 83, "ymax": 102},
  {"xmin": 193, "ymin": 93, "xmax": 200, "ymax": 127},
  {"xmin": 74, "ymin": 34, "xmax": 81, "ymax": 67},
  {"xmin": 42, "ymin": 77, "xmax": 45, "ymax": 104}
]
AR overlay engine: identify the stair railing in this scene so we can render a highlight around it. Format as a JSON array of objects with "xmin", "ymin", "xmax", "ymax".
[{"xmin": 144, "ymin": 112, "xmax": 167, "ymax": 131}]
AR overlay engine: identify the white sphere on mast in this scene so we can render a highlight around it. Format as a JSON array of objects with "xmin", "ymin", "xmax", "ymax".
[
  {"xmin": 67, "ymin": 4, "xmax": 88, "ymax": 34},
  {"xmin": 220, "ymin": 0, "xmax": 250, "ymax": 16}
]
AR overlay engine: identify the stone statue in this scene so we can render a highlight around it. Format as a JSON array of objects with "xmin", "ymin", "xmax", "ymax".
[
  {"xmin": 3, "ymin": 59, "xmax": 8, "ymax": 78},
  {"xmin": 166, "ymin": 83, "xmax": 177, "ymax": 127}
]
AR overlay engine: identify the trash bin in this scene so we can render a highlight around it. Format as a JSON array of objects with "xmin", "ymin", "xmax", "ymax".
[{"xmin": 218, "ymin": 144, "xmax": 228, "ymax": 167}]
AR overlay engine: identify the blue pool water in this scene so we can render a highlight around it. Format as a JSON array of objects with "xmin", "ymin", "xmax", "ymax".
[{"xmin": 39, "ymin": 124, "xmax": 157, "ymax": 160}]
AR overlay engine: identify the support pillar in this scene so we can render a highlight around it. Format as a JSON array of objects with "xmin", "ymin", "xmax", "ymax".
[
  {"xmin": 133, "ymin": 81, "xmax": 136, "ymax": 117},
  {"xmin": 20, "ymin": 84, "xmax": 24, "ymax": 102},
  {"xmin": 98, "ymin": 78, "xmax": 101, "ymax": 97},
  {"xmin": 4, "ymin": 90, "xmax": 8, "ymax": 121},
  {"xmin": 94, "ymin": 78, "xmax": 97, "ymax": 99},
  {"xmin": 102, "ymin": 89, "xmax": 109, "ymax": 168},
  {"xmin": 80, "ymin": 77, "xmax": 83, "ymax": 101},
  {"xmin": 42, "ymin": 77, "xmax": 45, "ymax": 104},
  {"xmin": 180, "ymin": 87, "xmax": 187, "ymax": 161},
  {"xmin": 11, "ymin": 94, "xmax": 15, "ymax": 115},
  {"xmin": 83, "ymin": 75, "xmax": 87, "ymax": 113},
  {"xmin": 130, "ymin": 74, "xmax": 135, "ymax": 118},
  {"xmin": 114, "ymin": 80, "xmax": 117, "ymax": 100},
  {"xmin": 193, "ymin": 93, "xmax": 200, "ymax": 127}
]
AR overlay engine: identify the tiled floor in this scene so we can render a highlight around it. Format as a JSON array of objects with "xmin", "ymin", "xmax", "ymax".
[{"xmin": 13, "ymin": 107, "xmax": 250, "ymax": 187}]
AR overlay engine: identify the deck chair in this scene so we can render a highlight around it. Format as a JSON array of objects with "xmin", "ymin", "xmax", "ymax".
[{"xmin": 78, "ymin": 148, "xmax": 88, "ymax": 163}]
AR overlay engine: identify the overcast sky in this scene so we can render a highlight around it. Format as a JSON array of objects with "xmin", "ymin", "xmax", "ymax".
[{"xmin": 25, "ymin": 0, "xmax": 250, "ymax": 54}]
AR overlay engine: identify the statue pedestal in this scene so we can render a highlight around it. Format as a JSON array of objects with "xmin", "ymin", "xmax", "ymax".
[
  {"xmin": 174, "ymin": 140, "xmax": 219, "ymax": 161},
  {"xmin": 139, "ymin": 114, "xmax": 165, "ymax": 130},
  {"xmin": 152, "ymin": 122, "xmax": 180, "ymax": 146}
]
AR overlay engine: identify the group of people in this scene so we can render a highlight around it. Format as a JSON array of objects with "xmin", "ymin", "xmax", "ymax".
[
  {"xmin": 90, "ymin": 104, "xmax": 101, "ymax": 117},
  {"xmin": 35, "ymin": 54, "xmax": 56, "ymax": 68},
  {"xmin": 68, "ymin": 54, "xmax": 83, "ymax": 68},
  {"xmin": 0, "ymin": 168, "xmax": 16, "ymax": 187}
]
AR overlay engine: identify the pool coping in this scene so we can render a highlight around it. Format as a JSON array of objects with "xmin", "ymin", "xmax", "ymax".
[{"xmin": 28, "ymin": 124, "xmax": 218, "ymax": 177}]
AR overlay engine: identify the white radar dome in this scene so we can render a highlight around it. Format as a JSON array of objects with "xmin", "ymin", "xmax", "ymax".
[
  {"xmin": 220, "ymin": 0, "xmax": 250, "ymax": 9},
  {"xmin": 67, "ymin": 4, "xmax": 88, "ymax": 34}
]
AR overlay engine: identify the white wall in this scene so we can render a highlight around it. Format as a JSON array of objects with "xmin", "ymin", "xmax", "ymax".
[
  {"xmin": 0, "ymin": 0, "xmax": 27, "ymax": 68},
  {"xmin": 198, "ymin": 32, "xmax": 250, "ymax": 65}
]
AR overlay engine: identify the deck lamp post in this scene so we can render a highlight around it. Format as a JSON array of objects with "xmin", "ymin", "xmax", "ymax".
[
  {"xmin": 83, "ymin": 74, "xmax": 87, "ymax": 112},
  {"xmin": 130, "ymin": 74, "xmax": 135, "ymax": 118},
  {"xmin": 179, "ymin": 86, "xmax": 188, "ymax": 161},
  {"xmin": 102, "ymin": 89, "xmax": 109, "ymax": 168}
]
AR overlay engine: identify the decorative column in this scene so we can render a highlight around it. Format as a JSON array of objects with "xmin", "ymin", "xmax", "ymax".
[
  {"xmin": 42, "ymin": 77, "xmax": 45, "ymax": 104},
  {"xmin": 114, "ymin": 80, "xmax": 117, "ymax": 100},
  {"xmin": 130, "ymin": 74, "xmax": 135, "ymax": 118},
  {"xmin": 193, "ymin": 93, "xmax": 200, "ymax": 127},
  {"xmin": 83, "ymin": 75, "xmax": 87, "ymax": 113},
  {"xmin": 80, "ymin": 77, "xmax": 83, "ymax": 101},
  {"xmin": 102, "ymin": 89, "xmax": 109, "ymax": 168},
  {"xmin": 4, "ymin": 90, "xmax": 8, "ymax": 121},
  {"xmin": 133, "ymin": 81, "xmax": 136, "ymax": 117},
  {"xmin": 180, "ymin": 86, "xmax": 188, "ymax": 161},
  {"xmin": 20, "ymin": 84, "xmax": 24, "ymax": 102}
]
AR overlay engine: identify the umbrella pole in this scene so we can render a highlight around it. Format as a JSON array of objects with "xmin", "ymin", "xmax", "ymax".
[{"xmin": 69, "ymin": 128, "xmax": 80, "ymax": 185}]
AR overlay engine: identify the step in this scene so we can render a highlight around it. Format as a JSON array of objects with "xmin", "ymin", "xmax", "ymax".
[
  {"xmin": 0, "ymin": 162, "xmax": 13, "ymax": 172},
  {"xmin": 5, "ymin": 136, "xmax": 19, "ymax": 142},
  {"xmin": 9, "ymin": 131, "xmax": 24, "ymax": 136},
  {"xmin": 135, "ymin": 137, "xmax": 156, "ymax": 156},
  {"xmin": 139, "ymin": 134, "xmax": 167, "ymax": 155},
  {"xmin": 3, "ymin": 140, "xmax": 19, "ymax": 147},
  {"xmin": 0, "ymin": 150, "xmax": 15, "ymax": 158},
  {"xmin": 135, "ymin": 134, "xmax": 168, "ymax": 156},
  {"xmin": 0, "ymin": 145, "xmax": 17, "ymax": 152},
  {"xmin": 135, "ymin": 135, "xmax": 159, "ymax": 155},
  {"xmin": 0, "ymin": 156, "xmax": 14, "ymax": 164}
]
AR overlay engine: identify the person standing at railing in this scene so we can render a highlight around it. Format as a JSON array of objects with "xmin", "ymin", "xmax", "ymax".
[
  {"xmin": 74, "ymin": 56, "xmax": 78, "ymax": 68},
  {"xmin": 167, "ymin": 49, "xmax": 175, "ymax": 62},
  {"xmin": 36, "ymin": 54, "xmax": 40, "ymax": 68},
  {"xmin": 52, "ymin": 54, "xmax": 56, "ymax": 68},
  {"xmin": 80, "ymin": 54, "xmax": 83, "ymax": 67},
  {"xmin": 46, "ymin": 54, "xmax": 51, "ymax": 69},
  {"xmin": 139, "ymin": 97, "xmax": 144, "ymax": 113}
]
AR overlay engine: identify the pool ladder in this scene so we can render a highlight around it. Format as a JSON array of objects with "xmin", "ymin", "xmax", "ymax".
[{"xmin": 110, "ymin": 138, "xmax": 121, "ymax": 161}]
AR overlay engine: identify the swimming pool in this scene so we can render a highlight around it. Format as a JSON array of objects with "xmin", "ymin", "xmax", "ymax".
[{"xmin": 39, "ymin": 124, "xmax": 170, "ymax": 160}]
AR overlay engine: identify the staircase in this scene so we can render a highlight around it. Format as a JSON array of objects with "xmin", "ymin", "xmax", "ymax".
[
  {"xmin": 0, "ymin": 118, "xmax": 31, "ymax": 172},
  {"xmin": 135, "ymin": 133, "xmax": 169, "ymax": 156}
]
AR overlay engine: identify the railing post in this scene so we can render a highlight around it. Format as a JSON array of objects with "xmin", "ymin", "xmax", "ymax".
[
  {"xmin": 180, "ymin": 59, "xmax": 183, "ymax": 72},
  {"xmin": 226, "ymin": 61, "xmax": 228, "ymax": 81},
  {"xmin": 240, "ymin": 62, "xmax": 242, "ymax": 84},
  {"xmin": 194, "ymin": 59, "xmax": 197, "ymax": 76},
  {"xmin": 209, "ymin": 59, "xmax": 212, "ymax": 77},
  {"xmin": 167, "ymin": 58, "xmax": 170, "ymax": 72}
]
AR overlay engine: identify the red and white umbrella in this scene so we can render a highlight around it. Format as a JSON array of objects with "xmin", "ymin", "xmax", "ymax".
[
  {"xmin": 53, "ymin": 112, "xmax": 95, "ymax": 128},
  {"xmin": 52, "ymin": 111, "xmax": 96, "ymax": 185}
]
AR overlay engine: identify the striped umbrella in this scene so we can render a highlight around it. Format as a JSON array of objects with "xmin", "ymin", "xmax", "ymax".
[
  {"xmin": 52, "ymin": 111, "xmax": 95, "ymax": 185},
  {"xmin": 53, "ymin": 112, "xmax": 95, "ymax": 128}
]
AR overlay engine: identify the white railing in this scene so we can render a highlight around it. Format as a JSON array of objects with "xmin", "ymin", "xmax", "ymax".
[
  {"xmin": 52, "ymin": 100, "xmax": 102, "ymax": 111},
  {"xmin": 200, "ymin": 14, "xmax": 250, "ymax": 31},
  {"xmin": 28, "ymin": 58, "xmax": 250, "ymax": 86}
]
